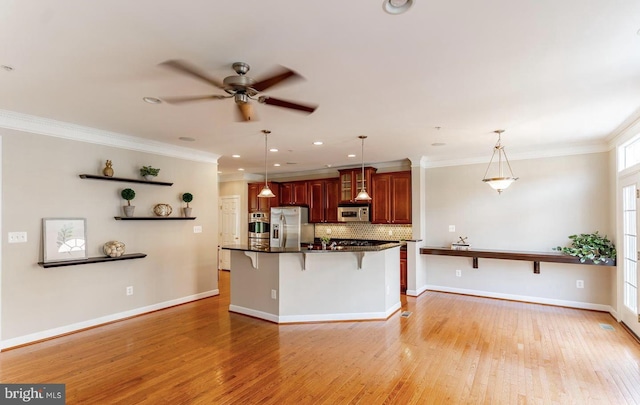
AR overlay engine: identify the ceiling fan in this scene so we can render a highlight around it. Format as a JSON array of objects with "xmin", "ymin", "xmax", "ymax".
[{"xmin": 158, "ymin": 59, "xmax": 318, "ymax": 121}]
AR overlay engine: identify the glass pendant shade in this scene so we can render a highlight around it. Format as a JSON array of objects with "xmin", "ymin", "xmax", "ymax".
[
  {"xmin": 355, "ymin": 189, "xmax": 372, "ymax": 201},
  {"xmin": 482, "ymin": 130, "xmax": 518, "ymax": 194},
  {"xmin": 258, "ymin": 185, "xmax": 275, "ymax": 198},
  {"xmin": 354, "ymin": 135, "xmax": 372, "ymax": 201},
  {"xmin": 258, "ymin": 129, "xmax": 275, "ymax": 198}
]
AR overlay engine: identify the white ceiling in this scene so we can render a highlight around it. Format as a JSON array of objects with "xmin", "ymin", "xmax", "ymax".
[{"xmin": 2, "ymin": 0, "xmax": 640, "ymax": 176}]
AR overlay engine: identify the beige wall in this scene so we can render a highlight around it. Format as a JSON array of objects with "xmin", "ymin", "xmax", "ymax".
[
  {"xmin": 1, "ymin": 130, "xmax": 219, "ymax": 346},
  {"xmin": 422, "ymin": 152, "xmax": 614, "ymax": 309}
]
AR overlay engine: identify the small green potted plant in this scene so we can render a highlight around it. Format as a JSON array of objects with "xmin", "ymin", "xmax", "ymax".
[
  {"xmin": 121, "ymin": 188, "xmax": 136, "ymax": 217},
  {"xmin": 181, "ymin": 192, "xmax": 193, "ymax": 217},
  {"xmin": 140, "ymin": 165, "xmax": 160, "ymax": 181},
  {"xmin": 320, "ymin": 236, "xmax": 331, "ymax": 250},
  {"xmin": 554, "ymin": 231, "xmax": 616, "ymax": 264}
]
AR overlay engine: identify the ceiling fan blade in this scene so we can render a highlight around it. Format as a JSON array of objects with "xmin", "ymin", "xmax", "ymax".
[
  {"xmin": 252, "ymin": 67, "xmax": 301, "ymax": 92},
  {"xmin": 236, "ymin": 102, "xmax": 256, "ymax": 121},
  {"xmin": 260, "ymin": 96, "xmax": 317, "ymax": 113},
  {"xmin": 162, "ymin": 95, "xmax": 228, "ymax": 104},
  {"xmin": 159, "ymin": 59, "xmax": 225, "ymax": 89}
]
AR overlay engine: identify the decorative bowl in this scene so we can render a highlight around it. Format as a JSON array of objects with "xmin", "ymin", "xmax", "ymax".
[{"xmin": 153, "ymin": 203, "xmax": 173, "ymax": 217}]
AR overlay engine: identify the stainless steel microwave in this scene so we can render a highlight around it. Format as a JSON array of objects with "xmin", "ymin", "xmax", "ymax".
[{"xmin": 337, "ymin": 206, "xmax": 370, "ymax": 222}]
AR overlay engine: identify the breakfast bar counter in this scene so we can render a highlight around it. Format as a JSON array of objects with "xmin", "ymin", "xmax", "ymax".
[{"xmin": 221, "ymin": 243, "xmax": 402, "ymax": 323}]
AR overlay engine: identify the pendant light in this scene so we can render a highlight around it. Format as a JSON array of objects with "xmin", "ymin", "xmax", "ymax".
[
  {"xmin": 258, "ymin": 129, "xmax": 275, "ymax": 198},
  {"xmin": 482, "ymin": 129, "xmax": 518, "ymax": 194},
  {"xmin": 354, "ymin": 135, "xmax": 372, "ymax": 201}
]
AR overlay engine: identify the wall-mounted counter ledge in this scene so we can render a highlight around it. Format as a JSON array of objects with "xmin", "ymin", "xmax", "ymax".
[
  {"xmin": 38, "ymin": 253, "xmax": 147, "ymax": 268},
  {"xmin": 115, "ymin": 217, "xmax": 196, "ymax": 220},
  {"xmin": 420, "ymin": 247, "xmax": 615, "ymax": 274}
]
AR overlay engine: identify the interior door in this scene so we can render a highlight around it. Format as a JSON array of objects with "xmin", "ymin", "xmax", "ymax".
[
  {"xmin": 620, "ymin": 175, "xmax": 640, "ymax": 336},
  {"xmin": 219, "ymin": 195, "xmax": 240, "ymax": 270}
]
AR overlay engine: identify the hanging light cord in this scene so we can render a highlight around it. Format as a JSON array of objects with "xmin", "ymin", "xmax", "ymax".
[
  {"xmin": 264, "ymin": 132, "xmax": 269, "ymax": 186},
  {"xmin": 360, "ymin": 137, "xmax": 366, "ymax": 191}
]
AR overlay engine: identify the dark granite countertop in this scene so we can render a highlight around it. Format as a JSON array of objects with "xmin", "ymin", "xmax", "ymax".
[{"xmin": 221, "ymin": 242, "xmax": 403, "ymax": 253}]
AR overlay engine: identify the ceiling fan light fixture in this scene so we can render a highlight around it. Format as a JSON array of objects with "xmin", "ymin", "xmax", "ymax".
[
  {"xmin": 383, "ymin": 0, "xmax": 413, "ymax": 15},
  {"xmin": 354, "ymin": 135, "xmax": 372, "ymax": 202},
  {"xmin": 482, "ymin": 130, "xmax": 518, "ymax": 194}
]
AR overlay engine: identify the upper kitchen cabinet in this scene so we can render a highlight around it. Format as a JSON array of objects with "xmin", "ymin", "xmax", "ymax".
[
  {"xmin": 248, "ymin": 182, "xmax": 280, "ymax": 213},
  {"xmin": 308, "ymin": 178, "xmax": 340, "ymax": 223},
  {"xmin": 338, "ymin": 167, "xmax": 377, "ymax": 204},
  {"xmin": 371, "ymin": 171, "xmax": 411, "ymax": 224},
  {"xmin": 279, "ymin": 181, "xmax": 309, "ymax": 206}
]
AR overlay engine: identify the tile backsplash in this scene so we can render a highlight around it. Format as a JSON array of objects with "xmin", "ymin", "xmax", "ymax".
[{"xmin": 314, "ymin": 223, "xmax": 412, "ymax": 241}]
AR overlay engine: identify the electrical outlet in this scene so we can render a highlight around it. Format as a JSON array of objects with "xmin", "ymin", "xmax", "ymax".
[
  {"xmin": 271, "ymin": 289, "xmax": 277, "ymax": 299},
  {"xmin": 193, "ymin": 226, "xmax": 202, "ymax": 233},
  {"xmin": 449, "ymin": 225, "xmax": 455, "ymax": 232},
  {"xmin": 126, "ymin": 286, "xmax": 133, "ymax": 296},
  {"xmin": 326, "ymin": 228, "xmax": 332, "ymax": 234},
  {"xmin": 576, "ymin": 280, "xmax": 584, "ymax": 289},
  {"xmin": 456, "ymin": 269, "xmax": 462, "ymax": 277},
  {"xmin": 8, "ymin": 232, "xmax": 27, "ymax": 243},
  {"xmin": 388, "ymin": 230, "xmax": 393, "ymax": 236}
]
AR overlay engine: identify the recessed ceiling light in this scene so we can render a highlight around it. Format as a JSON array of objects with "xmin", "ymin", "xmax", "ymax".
[
  {"xmin": 347, "ymin": 154, "xmax": 356, "ymax": 158},
  {"xmin": 313, "ymin": 141, "xmax": 323, "ymax": 146},
  {"xmin": 143, "ymin": 97, "xmax": 162, "ymax": 104},
  {"xmin": 269, "ymin": 148, "xmax": 278, "ymax": 152},
  {"xmin": 238, "ymin": 168, "xmax": 245, "ymax": 171},
  {"xmin": 179, "ymin": 136, "xmax": 195, "ymax": 142},
  {"xmin": 431, "ymin": 142, "xmax": 446, "ymax": 147},
  {"xmin": 273, "ymin": 163, "xmax": 281, "ymax": 167},
  {"xmin": 326, "ymin": 164, "xmax": 333, "ymax": 168},
  {"xmin": 1, "ymin": 65, "xmax": 14, "ymax": 72},
  {"xmin": 231, "ymin": 154, "xmax": 241, "ymax": 158},
  {"xmin": 383, "ymin": 0, "xmax": 413, "ymax": 15}
]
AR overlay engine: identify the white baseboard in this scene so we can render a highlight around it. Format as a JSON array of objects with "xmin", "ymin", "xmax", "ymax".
[
  {"xmin": 406, "ymin": 284, "xmax": 429, "ymax": 297},
  {"xmin": 425, "ymin": 285, "xmax": 614, "ymax": 313},
  {"xmin": 1, "ymin": 290, "xmax": 219, "ymax": 350},
  {"xmin": 230, "ymin": 302, "xmax": 402, "ymax": 324}
]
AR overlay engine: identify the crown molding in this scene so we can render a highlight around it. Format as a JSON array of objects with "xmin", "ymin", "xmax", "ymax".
[
  {"xmin": 0, "ymin": 109, "xmax": 220, "ymax": 164},
  {"xmin": 422, "ymin": 142, "xmax": 611, "ymax": 169}
]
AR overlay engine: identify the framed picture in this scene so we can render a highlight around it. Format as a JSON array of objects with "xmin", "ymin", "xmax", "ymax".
[{"xmin": 42, "ymin": 218, "xmax": 87, "ymax": 263}]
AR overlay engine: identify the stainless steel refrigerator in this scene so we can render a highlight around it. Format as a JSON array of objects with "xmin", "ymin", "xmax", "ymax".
[{"xmin": 270, "ymin": 206, "xmax": 314, "ymax": 248}]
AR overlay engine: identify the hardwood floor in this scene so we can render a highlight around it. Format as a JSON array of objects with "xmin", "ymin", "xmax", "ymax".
[{"xmin": 2, "ymin": 270, "xmax": 640, "ymax": 404}]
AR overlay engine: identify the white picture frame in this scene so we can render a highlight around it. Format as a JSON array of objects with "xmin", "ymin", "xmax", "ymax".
[{"xmin": 42, "ymin": 218, "xmax": 87, "ymax": 263}]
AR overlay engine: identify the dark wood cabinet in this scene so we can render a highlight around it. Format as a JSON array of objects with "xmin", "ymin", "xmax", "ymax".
[
  {"xmin": 400, "ymin": 246, "xmax": 407, "ymax": 294},
  {"xmin": 248, "ymin": 182, "xmax": 280, "ymax": 213},
  {"xmin": 371, "ymin": 171, "xmax": 411, "ymax": 224},
  {"xmin": 279, "ymin": 181, "xmax": 308, "ymax": 206},
  {"xmin": 338, "ymin": 167, "xmax": 377, "ymax": 204},
  {"xmin": 308, "ymin": 178, "xmax": 340, "ymax": 223}
]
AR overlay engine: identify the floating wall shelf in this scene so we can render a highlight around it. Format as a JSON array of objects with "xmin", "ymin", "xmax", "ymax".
[
  {"xmin": 115, "ymin": 217, "xmax": 196, "ymax": 220},
  {"xmin": 420, "ymin": 247, "xmax": 615, "ymax": 274},
  {"xmin": 39, "ymin": 253, "xmax": 147, "ymax": 268},
  {"xmin": 79, "ymin": 174, "xmax": 173, "ymax": 186}
]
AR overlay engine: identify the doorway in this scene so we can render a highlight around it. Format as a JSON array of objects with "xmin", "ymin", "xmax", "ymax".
[
  {"xmin": 620, "ymin": 174, "xmax": 640, "ymax": 337},
  {"xmin": 219, "ymin": 195, "xmax": 241, "ymax": 270}
]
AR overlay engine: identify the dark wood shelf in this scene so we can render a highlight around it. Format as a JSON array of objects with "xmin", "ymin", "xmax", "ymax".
[
  {"xmin": 39, "ymin": 253, "xmax": 147, "ymax": 268},
  {"xmin": 115, "ymin": 217, "xmax": 196, "ymax": 220},
  {"xmin": 420, "ymin": 247, "xmax": 615, "ymax": 274},
  {"xmin": 79, "ymin": 174, "xmax": 173, "ymax": 186}
]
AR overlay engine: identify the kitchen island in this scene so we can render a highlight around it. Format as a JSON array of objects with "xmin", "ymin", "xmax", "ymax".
[{"xmin": 221, "ymin": 242, "xmax": 402, "ymax": 323}]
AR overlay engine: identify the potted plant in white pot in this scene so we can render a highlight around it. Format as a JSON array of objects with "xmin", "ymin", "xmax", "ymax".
[
  {"xmin": 140, "ymin": 165, "xmax": 160, "ymax": 181},
  {"xmin": 181, "ymin": 192, "xmax": 193, "ymax": 217},
  {"xmin": 121, "ymin": 188, "xmax": 136, "ymax": 217}
]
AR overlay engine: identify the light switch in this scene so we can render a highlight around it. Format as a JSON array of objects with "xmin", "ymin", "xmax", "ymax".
[
  {"xmin": 8, "ymin": 232, "xmax": 27, "ymax": 243},
  {"xmin": 193, "ymin": 226, "xmax": 202, "ymax": 233},
  {"xmin": 448, "ymin": 225, "xmax": 455, "ymax": 232}
]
